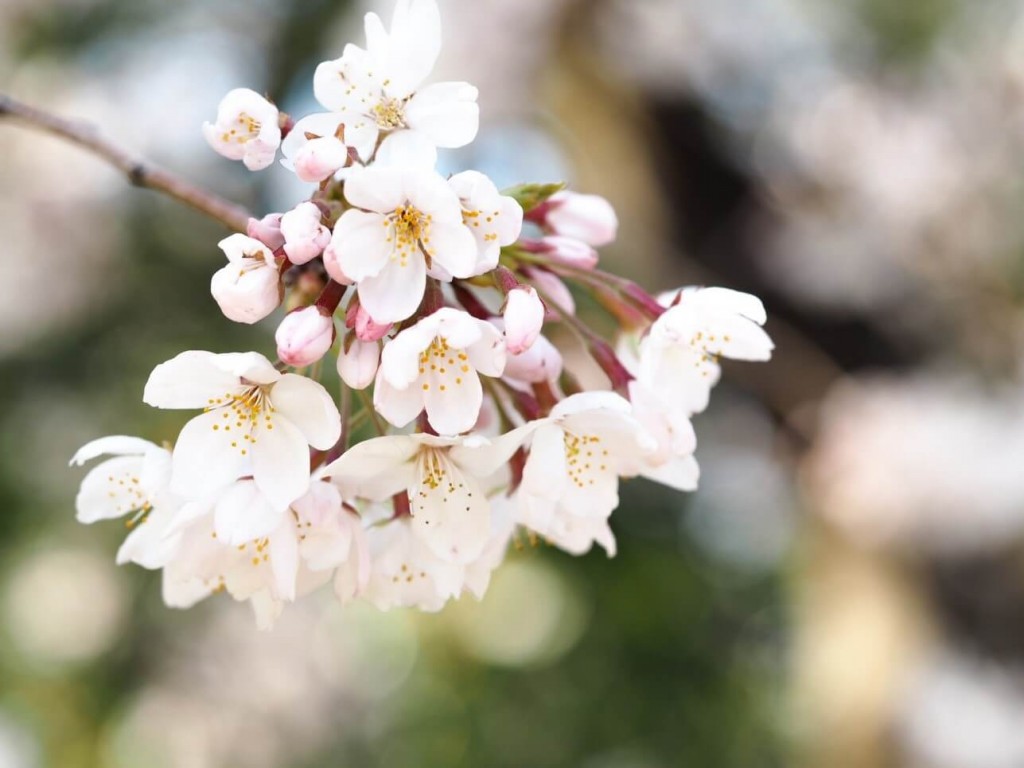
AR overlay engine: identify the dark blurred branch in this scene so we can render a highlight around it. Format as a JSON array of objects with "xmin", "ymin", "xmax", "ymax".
[{"xmin": 0, "ymin": 93, "xmax": 251, "ymax": 232}]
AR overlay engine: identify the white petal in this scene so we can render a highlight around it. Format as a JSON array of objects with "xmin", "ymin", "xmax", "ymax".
[
  {"xmin": 321, "ymin": 435, "xmax": 420, "ymax": 500},
  {"xmin": 379, "ymin": 317, "xmax": 439, "ymax": 387},
  {"xmin": 464, "ymin": 321, "xmax": 506, "ymax": 377},
  {"xmin": 423, "ymin": 221, "xmax": 478, "ymax": 279},
  {"xmin": 410, "ymin": 453, "xmax": 490, "ymax": 563},
  {"xmin": 521, "ymin": 424, "xmax": 568, "ymax": 501},
  {"xmin": 423, "ymin": 367, "xmax": 482, "ymax": 435},
  {"xmin": 70, "ymin": 435, "xmax": 159, "ymax": 466},
  {"xmin": 116, "ymin": 507, "xmax": 180, "ymax": 569},
  {"xmin": 344, "ymin": 166, "xmax": 407, "ymax": 213},
  {"xmin": 269, "ymin": 374, "xmax": 341, "ymax": 450},
  {"xmin": 448, "ymin": 423, "xmax": 537, "ymax": 478},
  {"xmin": 376, "ymin": 130, "xmax": 438, "ymax": 169},
  {"xmin": 373, "ymin": 372, "xmax": 427, "ymax": 429},
  {"xmin": 385, "ymin": 0, "xmax": 442, "ymax": 96},
  {"xmin": 143, "ymin": 351, "xmax": 243, "ymax": 409},
  {"xmin": 334, "ymin": 210, "xmax": 394, "ymax": 281},
  {"xmin": 270, "ymin": 526, "xmax": 300, "ymax": 601},
  {"xmin": 551, "ymin": 391, "xmax": 632, "ymax": 419},
  {"xmin": 404, "ymin": 82, "xmax": 480, "ymax": 148},
  {"xmin": 76, "ymin": 456, "xmax": 148, "ymax": 523},
  {"xmin": 214, "ymin": 480, "xmax": 286, "ymax": 545},
  {"xmin": 357, "ymin": 256, "xmax": 427, "ymax": 324},
  {"xmin": 693, "ymin": 287, "xmax": 767, "ymax": 324},
  {"xmin": 642, "ymin": 454, "xmax": 700, "ymax": 492},
  {"xmin": 710, "ymin": 314, "xmax": 775, "ymax": 361},
  {"xmin": 170, "ymin": 411, "xmax": 249, "ymax": 500},
  {"xmin": 251, "ymin": 416, "xmax": 311, "ymax": 510}
]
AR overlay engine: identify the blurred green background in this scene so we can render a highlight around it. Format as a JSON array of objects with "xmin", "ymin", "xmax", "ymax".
[{"xmin": 5, "ymin": 1, "xmax": 1024, "ymax": 766}]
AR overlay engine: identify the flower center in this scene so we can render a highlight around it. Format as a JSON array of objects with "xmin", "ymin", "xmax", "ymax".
[
  {"xmin": 563, "ymin": 432, "xmax": 609, "ymax": 489},
  {"xmin": 388, "ymin": 204, "xmax": 432, "ymax": 266},
  {"xmin": 222, "ymin": 111, "xmax": 262, "ymax": 144},
  {"xmin": 417, "ymin": 337, "xmax": 470, "ymax": 391},
  {"xmin": 372, "ymin": 98, "xmax": 406, "ymax": 129},
  {"xmin": 205, "ymin": 385, "xmax": 277, "ymax": 456}
]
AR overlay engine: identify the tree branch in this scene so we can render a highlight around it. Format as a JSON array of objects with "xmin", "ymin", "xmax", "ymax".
[{"xmin": 0, "ymin": 93, "xmax": 252, "ymax": 232}]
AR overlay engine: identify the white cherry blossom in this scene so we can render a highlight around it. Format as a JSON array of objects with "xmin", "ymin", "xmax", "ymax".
[
  {"xmin": 448, "ymin": 171, "xmax": 523, "ymax": 274},
  {"xmin": 323, "ymin": 430, "xmax": 527, "ymax": 564},
  {"xmin": 313, "ymin": 0, "xmax": 479, "ymax": 159},
  {"xmin": 143, "ymin": 351, "xmax": 341, "ymax": 509},
  {"xmin": 374, "ymin": 308, "xmax": 505, "ymax": 435},
  {"xmin": 638, "ymin": 287, "xmax": 774, "ymax": 414},
  {"xmin": 202, "ymin": 88, "xmax": 281, "ymax": 171},
  {"xmin": 331, "ymin": 166, "xmax": 478, "ymax": 322},
  {"xmin": 517, "ymin": 392, "xmax": 654, "ymax": 555},
  {"xmin": 628, "ymin": 381, "xmax": 700, "ymax": 492},
  {"xmin": 70, "ymin": 436, "xmax": 183, "ymax": 569},
  {"xmin": 210, "ymin": 234, "xmax": 282, "ymax": 324}
]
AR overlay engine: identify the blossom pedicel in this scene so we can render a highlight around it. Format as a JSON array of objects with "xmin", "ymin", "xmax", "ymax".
[{"xmin": 70, "ymin": 0, "xmax": 773, "ymax": 628}]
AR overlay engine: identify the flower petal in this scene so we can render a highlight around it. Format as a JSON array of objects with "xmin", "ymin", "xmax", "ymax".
[
  {"xmin": 520, "ymin": 424, "xmax": 568, "ymax": 501},
  {"xmin": 373, "ymin": 372, "xmax": 427, "ymax": 429},
  {"xmin": 410, "ymin": 453, "xmax": 490, "ymax": 564},
  {"xmin": 70, "ymin": 435, "xmax": 159, "ymax": 466},
  {"xmin": 424, "ymin": 221, "xmax": 478, "ymax": 279},
  {"xmin": 404, "ymin": 82, "xmax": 480, "ymax": 148},
  {"xmin": 321, "ymin": 435, "xmax": 420, "ymax": 500},
  {"xmin": 214, "ymin": 480, "xmax": 286, "ymax": 545},
  {"xmin": 75, "ymin": 456, "xmax": 148, "ymax": 523},
  {"xmin": 334, "ymin": 210, "xmax": 394, "ymax": 281},
  {"xmin": 270, "ymin": 525, "xmax": 300, "ymax": 601},
  {"xmin": 344, "ymin": 166, "xmax": 408, "ymax": 214},
  {"xmin": 424, "ymin": 368, "xmax": 482, "ymax": 435},
  {"xmin": 269, "ymin": 374, "xmax": 341, "ymax": 450},
  {"xmin": 357, "ymin": 256, "xmax": 427, "ymax": 324},
  {"xmin": 170, "ymin": 411, "xmax": 249, "ymax": 501},
  {"xmin": 251, "ymin": 415, "xmax": 311, "ymax": 510},
  {"xmin": 144, "ymin": 351, "xmax": 244, "ymax": 409}
]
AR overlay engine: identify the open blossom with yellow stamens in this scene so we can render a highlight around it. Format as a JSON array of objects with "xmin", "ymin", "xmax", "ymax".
[
  {"xmin": 373, "ymin": 308, "xmax": 506, "ymax": 435},
  {"xmin": 143, "ymin": 351, "xmax": 341, "ymax": 509},
  {"xmin": 312, "ymin": 0, "xmax": 479, "ymax": 162},
  {"xmin": 210, "ymin": 233, "xmax": 282, "ymax": 324},
  {"xmin": 330, "ymin": 166, "xmax": 481, "ymax": 322},
  {"xmin": 201, "ymin": 88, "xmax": 281, "ymax": 171}
]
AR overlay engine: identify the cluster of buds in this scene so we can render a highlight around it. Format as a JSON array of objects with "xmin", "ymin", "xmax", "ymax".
[{"xmin": 71, "ymin": 0, "xmax": 773, "ymax": 628}]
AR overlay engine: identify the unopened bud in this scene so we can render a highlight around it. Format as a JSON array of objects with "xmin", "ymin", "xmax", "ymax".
[
  {"xmin": 337, "ymin": 336, "xmax": 380, "ymax": 390},
  {"xmin": 524, "ymin": 236, "xmax": 599, "ymax": 270},
  {"xmin": 323, "ymin": 237, "xmax": 354, "ymax": 286},
  {"xmin": 292, "ymin": 136, "xmax": 349, "ymax": 183},
  {"xmin": 543, "ymin": 191, "xmax": 618, "ymax": 247},
  {"xmin": 524, "ymin": 267, "xmax": 575, "ymax": 319},
  {"xmin": 281, "ymin": 202, "xmax": 330, "ymax": 265},
  {"xmin": 276, "ymin": 306, "xmax": 335, "ymax": 367},
  {"xmin": 350, "ymin": 303, "xmax": 392, "ymax": 342},
  {"xmin": 211, "ymin": 234, "xmax": 282, "ymax": 324},
  {"xmin": 246, "ymin": 213, "xmax": 285, "ymax": 251},
  {"xmin": 502, "ymin": 286, "xmax": 544, "ymax": 354}
]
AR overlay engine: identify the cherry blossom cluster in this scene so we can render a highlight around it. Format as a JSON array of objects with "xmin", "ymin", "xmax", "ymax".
[{"xmin": 71, "ymin": 0, "xmax": 773, "ymax": 628}]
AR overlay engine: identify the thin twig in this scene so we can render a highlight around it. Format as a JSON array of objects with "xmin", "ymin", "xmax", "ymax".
[{"xmin": 0, "ymin": 93, "xmax": 252, "ymax": 232}]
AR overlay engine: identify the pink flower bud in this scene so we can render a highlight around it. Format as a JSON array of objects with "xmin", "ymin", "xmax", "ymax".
[
  {"xmin": 246, "ymin": 213, "xmax": 285, "ymax": 251},
  {"xmin": 292, "ymin": 136, "xmax": 349, "ymax": 183},
  {"xmin": 544, "ymin": 191, "xmax": 618, "ymax": 247},
  {"xmin": 524, "ymin": 236, "xmax": 599, "ymax": 270},
  {"xmin": 337, "ymin": 337, "xmax": 379, "ymax": 390},
  {"xmin": 503, "ymin": 333, "xmax": 563, "ymax": 384},
  {"xmin": 275, "ymin": 306, "xmax": 335, "ymax": 367},
  {"xmin": 212, "ymin": 234, "xmax": 281, "ymax": 324},
  {"xmin": 502, "ymin": 286, "xmax": 544, "ymax": 354},
  {"xmin": 525, "ymin": 267, "xmax": 575, "ymax": 319},
  {"xmin": 280, "ymin": 202, "xmax": 330, "ymax": 265},
  {"xmin": 353, "ymin": 304, "xmax": 392, "ymax": 342}
]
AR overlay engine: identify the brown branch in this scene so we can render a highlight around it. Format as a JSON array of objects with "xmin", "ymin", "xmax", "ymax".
[{"xmin": 0, "ymin": 93, "xmax": 252, "ymax": 232}]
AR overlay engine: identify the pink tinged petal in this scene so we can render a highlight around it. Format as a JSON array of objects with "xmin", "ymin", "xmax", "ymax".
[
  {"xmin": 321, "ymin": 435, "xmax": 420, "ymax": 500},
  {"xmin": 270, "ymin": 526, "xmax": 300, "ymax": 601},
  {"xmin": 144, "ymin": 351, "xmax": 245, "ymax": 409},
  {"xmin": 333, "ymin": 210, "xmax": 394, "ymax": 282},
  {"xmin": 424, "ymin": 222, "xmax": 478, "ymax": 279},
  {"xmin": 502, "ymin": 287, "xmax": 544, "ymax": 355},
  {"xmin": 280, "ymin": 112, "xmax": 346, "ymax": 168},
  {"xmin": 170, "ymin": 410, "xmax": 250, "ymax": 501},
  {"xmin": 404, "ymin": 82, "xmax": 480, "ymax": 148},
  {"xmin": 503, "ymin": 334, "xmax": 563, "ymax": 384},
  {"xmin": 344, "ymin": 166, "xmax": 408, "ymax": 214},
  {"xmin": 76, "ymin": 456, "xmax": 147, "ymax": 523},
  {"xmin": 385, "ymin": 0, "xmax": 442, "ymax": 96},
  {"xmin": 268, "ymin": 374, "xmax": 341, "ymax": 450},
  {"xmin": 380, "ymin": 317, "xmax": 438, "ymax": 387},
  {"xmin": 357, "ymin": 255, "xmax": 427, "ymax": 324},
  {"xmin": 546, "ymin": 191, "xmax": 618, "ymax": 247},
  {"xmin": 410, "ymin": 452, "xmax": 490, "ymax": 564},
  {"xmin": 526, "ymin": 267, "xmax": 576, "ymax": 318},
  {"xmin": 521, "ymin": 424, "xmax": 569, "ymax": 501},
  {"xmin": 70, "ymin": 436, "xmax": 158, "ymax": 466},
  {"xmin": 337, "ymin": 338, "xmax": 380, "ymax": 390},
  {"xmin": 250, "ymin": 414, "xmax": 311, "ymax": 510},
  {"xmin": 213, "ymin": 480, "xmax": 286, "ymax": 545},
  {"xmin": 424, "ymin": 365, "xmax": 482, "ymax": 435},
  {"xmin": 292, "ymin": 136, "xmax": 350, "ymax": 183},
  {"xmin": 248, "ymin": 213, "xmax": 285, "ymax": 250},
  {"xmin": 374, "ymin": 372, "xmax": 427, "ymax": 429}
]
